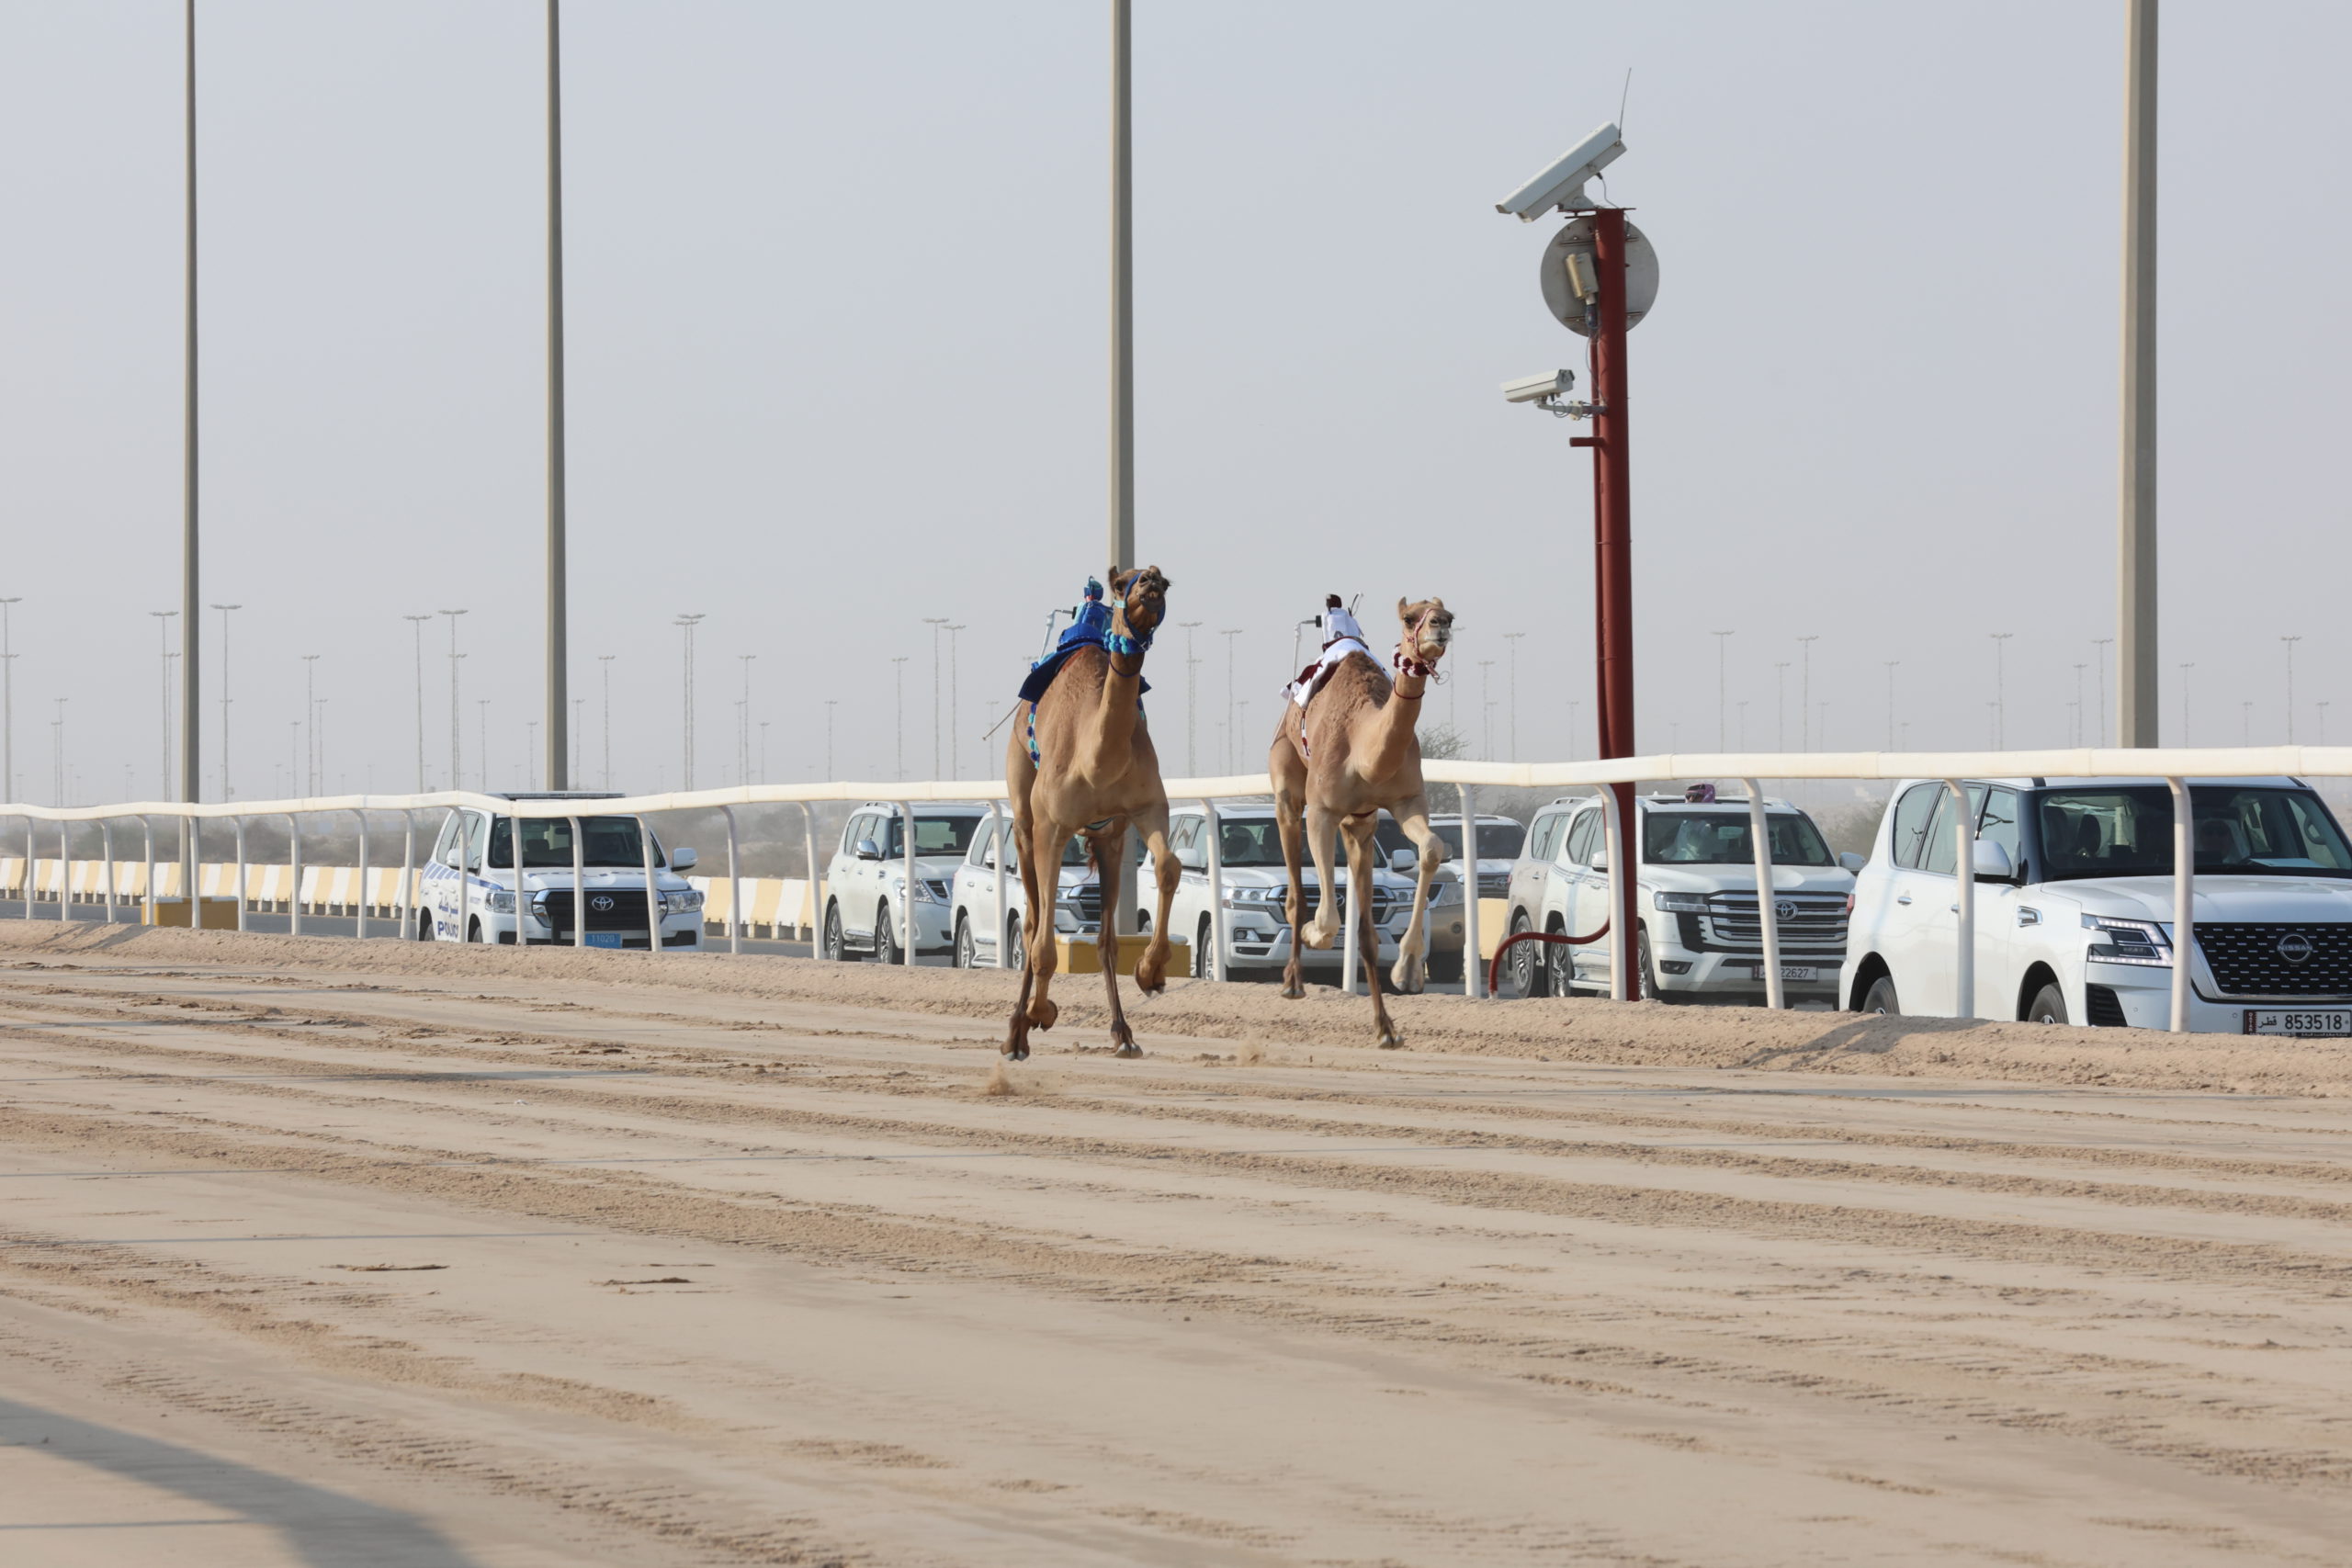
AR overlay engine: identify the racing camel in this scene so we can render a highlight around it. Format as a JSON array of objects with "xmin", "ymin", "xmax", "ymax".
[
  {"xmin": 1003, "ymin": 566, "xmax": 1178, "ymax": 1061},
  {"xmin": 1271, "ymin": 595, "xmax": 1454, "ymax": 1047}
]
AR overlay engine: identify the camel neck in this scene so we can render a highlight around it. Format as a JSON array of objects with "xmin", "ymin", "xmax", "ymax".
[{"xmin": 1361, "ymin": 660, "xmax": 1429, "ymax": 780}]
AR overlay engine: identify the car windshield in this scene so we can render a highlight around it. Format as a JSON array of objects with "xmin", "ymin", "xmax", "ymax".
[
  {"xmin": 491, "ymin": 815, "xmax": 658, "ymax": 869},
  {"xmin": 884, "ymin": 815, "xmax": 979, "ymax": 857},
  {"xmin": 1212, "ymin": 818, "xmax": 1288, "ymax": 867},
  {"xmin": 2038, "ymin": 785, "xmax": 2352, "ymax": 880},
  {"xmin": 1642, "ymin": 811, "xmax": 1833, "ymax": 866},
  {"xmin": 1373, "ymin": 818, "xmax": 1527, "ymax": 860}
]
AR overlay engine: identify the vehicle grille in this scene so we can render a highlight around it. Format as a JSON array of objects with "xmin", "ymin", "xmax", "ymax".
[
  {"xmin": 1263, "ymin": 885, "xmax": 1396, "ymax": 927},
  {"xmin": 2193, "ymin": 922, "xmax": 2352, "ymax": 996},
  {"xmin": 2084, "ymin": 984, "xmax": 2129, "ymax": 1027},
  {"xmin": 1476, "ymin": 872, "xmax": 1510, "ymax": 899},
  {"xmin": 1702, "ymin": 892, "xmax": 1849, "ymax": 953},
  {"xmin": 538, "ymin": 889, "xmax": 650, "ymax": 933},
  {"xmin": 1070, "ymin": 886, "xmax": 1102, "ymax": 925}
]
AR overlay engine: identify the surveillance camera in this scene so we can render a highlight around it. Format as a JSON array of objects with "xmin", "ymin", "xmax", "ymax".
[
  {"xmin": 1501, "ymin": 370, "xmax": 1575, "ymax": 405},
  {"xmin": 1495, "ymin": 122, "xmax": 1624, "ymax": 222}
]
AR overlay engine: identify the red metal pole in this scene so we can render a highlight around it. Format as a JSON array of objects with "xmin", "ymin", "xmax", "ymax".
[{"xmin": 1590, "ymin": 209, "xmax": 1638, "ymax": 998}]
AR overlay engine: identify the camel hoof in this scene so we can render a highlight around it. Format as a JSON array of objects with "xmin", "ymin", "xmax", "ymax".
[
  {"xmin": 1280, "ymin": 979, "xmax": 1305, "ymax": 1000},
  {"xmin": 1112, "ymin": 1041, "xmax": 1143, "ymax": 1059},
  {"xmin": 1391, "ymin": 955, "xmax": 1426, "ymax": 995},
  {"xmin": 1135, "ymin": 946, "xmax": 1169, "ymax": 994},
  {"xmin": 1301, "ymin": 926, "xmax": 1335, "ymax": 952},
  {"xmin": 1377, "ymin": 1029, "xmax": 1405, "ymax": 1050},
  {"xmin": 1027, "ymin": 998, "xmax": 1059, "ymax": 1031},
  {"xmin": 1002, "ymin": 1042, "xmax": 1030, "ymax": 1062}
]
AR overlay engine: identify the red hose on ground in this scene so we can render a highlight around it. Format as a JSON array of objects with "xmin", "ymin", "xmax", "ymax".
[{"xmin": 1487, "ymin": 921, "xmax": 1611, "ymax": 998}]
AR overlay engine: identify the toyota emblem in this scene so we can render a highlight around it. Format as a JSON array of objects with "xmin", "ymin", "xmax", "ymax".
[
  {"xmin": 1774, "ymin": 900, "xmax": 1797, "ymax": 921},
  {"xmin": 591, "ymin": 895, "xmax": 615, "ymax": 913},
  {"xmin": 2277, "ymin": 933, "xmax": 2314, "ymax": 964}
]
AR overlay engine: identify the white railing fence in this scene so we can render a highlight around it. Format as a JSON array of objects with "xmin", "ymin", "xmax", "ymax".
[{"xmin": 7, "ymin": 744, "xmax": 2349, "ymax": 1033}]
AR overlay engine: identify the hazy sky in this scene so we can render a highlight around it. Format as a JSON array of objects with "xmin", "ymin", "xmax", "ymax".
[{"xmin": 2, "ymin": 1, "xmax": 2346, "ymax": 806}]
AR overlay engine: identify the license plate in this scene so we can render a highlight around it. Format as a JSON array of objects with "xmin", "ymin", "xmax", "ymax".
[
  {"xmin": 2243, "ymin": 1009, "xmax": 2352, "ymax": 1037},
  {"xmin": 585, "ymin": 931, "xmax": 622, "ymax": 949},
  {"xmin": 1753, "ymin": 964, "xmax": 1816, "ymax": 981}
]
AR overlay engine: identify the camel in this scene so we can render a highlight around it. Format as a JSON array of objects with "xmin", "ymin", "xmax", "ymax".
[
  {"xmin": 1270, "ymin": 596, "xmax": 1455, "ymax": 1048},
  {"xmin": 1003, "ymin": 566, "xmax": 1179, "ymax": 1061}
]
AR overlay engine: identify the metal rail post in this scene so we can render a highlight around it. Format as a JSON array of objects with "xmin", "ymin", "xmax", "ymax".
[
  {"xmin": 723, "ymin": 804, "xmax": 741, "ymax": 954},
  {"xmin": 1341, "ymin": 854, "xmax": 1359, "ymax": 995},
  {"xmin": 356, "ymin": 810, "xmax": 369, "ymax": 939},
  {"xmin": 141, "ymin": 816, "xmax": 156, "ymax": 926},
  {"xmin": 638, "ymin": 815, "xmax": 660, "ymax": 958},
  {"xmin": 289, "ymin": 811, "xmax": 304, "ymax": 936},
  {"xmin": 1945, "ymin": 780, "xmax": 1976, "ymax": 1019},
  {"xmin": 1601, "ymin": 786, "xmax": 1628, "ymax": 1001},
  {"xmin": 986, "ymin": 801, "xmax": 1005, "ymax": 966},
  {"xmin": 1742, "ymin": 778, "xmax": 1784, "ymax": 1010},
  {"xmin": 1204, "ymin": 798, "xmax": 1226, "ymax": 981},
  {"xmin": 2166, "ymin": 776, "xmax": 2192, "ymax": 1031},
  {"xmin": 898, "ymin": 802, "xmax": 916, "ymax": 965},
  {"xmin": 101, "ymin": 819, "xmax": 116, "ymax": 924},
  {"xmin": 800, "ymin": 805, "xmax": 820, "ymax": 944},
  {"xmin": 233, "ymin": 817, "xmax": 246, "ymax": 931},
  {"xmin": 400, "ymin": 812, "xmax": 415, "ymax": 940},
  {"xmin": 20, "ymin": 819, "xmax": 30, "ymax": 920},
  {"xmin": 569, "ymin": 814, "xmax": 585, "ymax": 949},
  {"xmin": 1459, "ymin": 784, "xmax": 1483, "ymax": 998}
]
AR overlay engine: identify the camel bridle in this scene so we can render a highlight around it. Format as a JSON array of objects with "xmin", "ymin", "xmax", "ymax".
[{"xmin": 1393, "ymin": 606, "xmax": 1446, "ymax": 682}]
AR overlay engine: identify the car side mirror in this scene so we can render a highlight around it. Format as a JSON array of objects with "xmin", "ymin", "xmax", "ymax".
[
  {"xmin": 670, "ymin": 846, "xmax": 697, "ymax": 872},
  {"xmin": 1972, "ymin": 840, "xmax": 2014, "ymax": 882},
  {"xmin": 854, "ymin": 839, "xmax": 882, "ymax": 862},
  {"xmin": 1388, "ymin": 848, "xmax": 1417, "ymax": 874},
  {"xmin": 1589, "ymin": 848, "xmax": 1609, "ymax": 872},
  {"xmin": 1839, "ymin": 852, "xmax": 1867, "ymax": 873}
]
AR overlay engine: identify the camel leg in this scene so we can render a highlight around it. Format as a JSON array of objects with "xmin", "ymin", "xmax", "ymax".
[
  {"xmin": 1003, "ymin": 808, "xmax": 1045, "ymax": 1060},
  {"xmin": 1300, "ymin": 802, "xmax": 1344, "ymax": 952},
  {"xmin": 1131, "ymin": 800, "xmax": 1180, "ymax": 994},
  {"xmin": 1091, "ymin": 827, "xmax": 1142, "ymax": 1057},
  {"xmin": 1344, "ymin": 818, "xmax": 1402, "ymax": 1048},
  {"xmin": 1274, "ymin": 782, "xmax": 1311, "ymax": 1000},
  {"xmin": 1387, "ymin": 795, "xmax": 1445, "ymax": 995},
  {"xmin": 1023, "ymin": 817, "xmax": 1068, "ymax": 1036}
]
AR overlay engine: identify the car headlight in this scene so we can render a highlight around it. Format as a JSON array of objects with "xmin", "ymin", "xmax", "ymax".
[
  {"xmin": 2082, "ymin": 912, "xmax": 2169, "ymax": 965},
  {"xmin": 1222, "ymin": 887, "xmax": 1285, "ymax": 908},
  {"xmin": 487, "ymin": 889, "xmax": 515, "ymax": 913},
  {"xmin": 1654, "ymin": 891, "xmax": 1709, "ymax": 912},
  {"xmin": 1426, "ymin": 879, "xmax": 1459, "ymax": 906},
  {"xmin": 662, "ymin": 888, "xmax": 705, "ymax": 914}
]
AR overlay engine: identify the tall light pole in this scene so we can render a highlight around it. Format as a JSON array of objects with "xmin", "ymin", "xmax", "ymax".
[
  {"xmin": 440, "ymin": 610, "xmax": 468, "ymax": 790},
  {"xmin": 1504, "ymin": 630, "xmax": 1526, "ymax": 760},
  {"xmin": 2092, "ymin": 637, "xmax": 2114, "ymax": 746},
  {"xmin": 302, "ymin": 654, "xmax": 321, "ymax": 794},
  {"xmin": 1220, "ymin": 629, "xmax": 1242, "ymax": 772},
  {"xmin": 922, "ymin": 616, "xmax": 947, "ymax": 777},
  {"xmin": 1989, "ymin": 633, "xmax": 2013, "ymax": 749},
  {"xmin": 2073, "ymin": 663, "xmax": 2088, "ymax": 746},
  {"xmin": 150, "ymin": 610, "xmax": 176, "ymax": 795},
  {"xmin": 1177, "ymin": 620, "xmax": 1202, "ymax": 775},
  {"xmin": 1883, "ymin": 660, "xmax": 1899, "ymax": 750},
  {"xmin": 1107, "ymin": 0, "xmax": 1134, "ymax": 577},
  {"xmin": 403, "ymin": 615, "xmax": 430, "ymax": 789},
  {"xmin": 890, "ymin": 657, "xmax": 909, "ymax": 780},
  {"xmin": 673, "ymin": 614, "xmax": 704, "ymax": 790},
  {"xmin": 210, "ymin": 603, "xmax": 239, "ymax": 796},
  {"xmin": 2118, "ymin": 0, "xmax": 2159, "ymax": 745},
  {"xmin": 543, "ymin": 0, "xmax": 571, "ymax": 790},
  {"xmin": 1794, "ymin": 637, "xmax": 1819, "ymax": 750},
  {"xmin": 945, "ymin": 624, "xmax": 966, "ymax": 777},
  {"xmin": 597, "ymin": 654, "xmax": 615, "ymax": 788},
  {"xmin": 180, "ymin": 2, "xmax": 200, "ymax": 808},
  {"xmin": 2281, "ymin": 635, "xmax": 2302, "ymax": 742},
  {"xmin": 0, "ymin": 597, "xmax": 17, "ymax": 804},
  {"xmin": 1709, "ymin": 630, "xmax": 1731, "ymax": 750}
]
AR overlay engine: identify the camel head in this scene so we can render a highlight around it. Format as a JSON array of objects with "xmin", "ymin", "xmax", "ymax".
[
  {"xmin": 1396, "ymin": 596, "xmax": 1453, "ymax": 672},
  {"xmin": 1111, "ymin": 565, "xmax": 1171, "ymax": 641}
]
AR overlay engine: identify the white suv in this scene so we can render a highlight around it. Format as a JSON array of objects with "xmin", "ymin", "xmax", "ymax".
[
  {"xmin": 1503, "ymin": 793, "xmax": 1859, "ymax": 1001},
  {"xmin": 1843, "ymin": 775, "xmax": 2352, "ymax": 1032},
  {"xmin": 418, "ymin": 797, "xmax": 703, "ymax": 949},
  {"xmin": 820, "ymin": 803, "xmax": 989, "ymax": 963},
  {"xmin": 1159, "ymin": 802, "xmax": 1430, "ymax": 980},
  {"xmin": 948, "ymin": 815, "xmax": 1104, "ymax": 968}
]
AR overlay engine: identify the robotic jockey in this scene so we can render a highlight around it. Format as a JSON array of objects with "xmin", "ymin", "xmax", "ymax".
[{"xmin": 1284, "ymin": 594, "xmax": 1374, "ymax": 708}]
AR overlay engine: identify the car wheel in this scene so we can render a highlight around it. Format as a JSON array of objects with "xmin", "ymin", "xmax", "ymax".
[
  {"xmin": 416, "ymin": 909, "xmax": 435, "ymax": 943},
  {"xmin": 876, "ymin": 902, "xmax": 904, "ymax": 965},
  {"xmin": 1005, "ymin": 911, "xmax": 1025, "ymax": 973},
  {"xmin": 1862, "ymin": 975, "xmax": 1901, "ymax": 1016},
  {"xmin": 1508, "ymin": 911, "xmax": 1547, "ymax": 998},
  {"xmin": 1193, "ymin": 915, "xmax": 1214, "ymax": 978},
  {"xmin": 821, "ymin": 901, "xmax": 848, "ymax": 962},
  {"xmin": 954, "ymin": 914, "xmax": 974, "ymax": 969},
  {"xmin": 1426, "ymin": 948, "xmax": 1463, "ymax": 985},
  {"xmin": 1544, "ymin": 920, "xmax": 1575, "ymax": 997},
  {"xmin": 2027, "ymin": 981, "xmax": 2068, "ymax": 1025},
  {"xmin": 467, "ymin": 917, "xmax": 484, "ymax": 944},
  {"xmin": 1636, "ymin": 927, "xmax": 1663, "ymax": 1002}
]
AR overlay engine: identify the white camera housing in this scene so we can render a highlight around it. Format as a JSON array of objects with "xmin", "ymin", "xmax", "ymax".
[
  {"xmin": 1501, "ymin": 370, "xmax": 1575, "ymax": 405},
  {"xmin": 1495, "ymin": 122, "xmax": 1624, "ymax": 221}
]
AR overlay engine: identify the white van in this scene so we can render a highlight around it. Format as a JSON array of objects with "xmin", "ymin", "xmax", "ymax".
[{"xmin": 417, "ymin": 795, "xmax": 704, "ymax": 949}]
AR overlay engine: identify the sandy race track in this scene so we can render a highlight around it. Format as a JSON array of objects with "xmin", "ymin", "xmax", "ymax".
[{"xmin": 3, "ymin": 923, "xmax": 2351, "ymax": 1565}]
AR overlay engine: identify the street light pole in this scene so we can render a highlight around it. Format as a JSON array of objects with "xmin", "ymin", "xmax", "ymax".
[
  {"xmin": 945, "ymin": 624, "xmax": 965, "ymax": 776},
  {"xmin": 673, "ymin": 614, "xmax": 704, "ymax": 790},
  {"xmin": 181, "ymin": 0, "xmax": 200, "ymax": 809},
  {"xmin": 922, "ymin": 616, "xmax": 947, "ymax": 777},
  {"xmin": 210, "ymin": 603, "xmax": 239, "ymax": 797},
  {"xmin": 1107, "ymin": 0, "xmax": 1134, "ymax": 577},
  {"xmin": 403, "ymin": 615, "xmax": 430, "ymax": 790},
  {"xmin": 2118, "ymin": 0, "xmax": 2159, "ymax": 745},
  {"xmin": 544, "ymin": 0, "xmax": 571, "ymax": 789},
  {"xmin": 440, "ymin": 610, "xmax": 468, "ymax": 790}
]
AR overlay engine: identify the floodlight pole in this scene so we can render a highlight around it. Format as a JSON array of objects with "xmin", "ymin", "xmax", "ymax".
[
  {"xmin": 544, "ymin": 0, "xmax": 571, "ymax": 787},
  {"xmin": 2118, "ymin": 0, "xmax": 2158, "ymax": 745},
  {"xmin": 1108, "ymin": 0, "xmax": 1141, "ymax": 941}
]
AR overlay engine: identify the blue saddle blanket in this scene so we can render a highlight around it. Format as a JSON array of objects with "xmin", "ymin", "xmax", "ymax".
[{"xmin": 1019, "ymin": 628, "xmax": 1149, "ymax": 706}]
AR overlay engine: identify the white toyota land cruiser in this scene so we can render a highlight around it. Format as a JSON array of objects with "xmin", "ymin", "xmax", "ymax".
[
  {"xmin": 1503, "ymin": 792, "xmax": 1860, "ymax": 1002},
  {"xmin": 1844, "ymin": 775, "xmax": 2352, "ymax": 1033},
  {"xmin": 418, "ymin": 796, "xmax": 703, "ymax": 949},
  {"xmin": 819, "ymin": 802, "xmax": 989, "ymax": 963}
]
